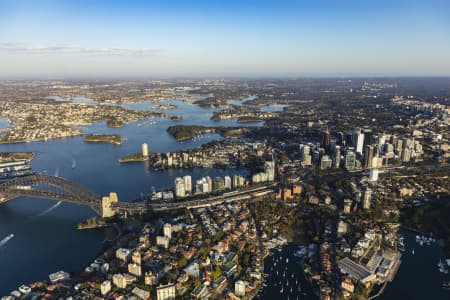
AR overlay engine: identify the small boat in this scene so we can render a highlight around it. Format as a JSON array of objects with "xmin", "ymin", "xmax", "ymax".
[
  {"xmin": 72, "ymin": 159, "xmax": 77, "ymax": 169},
  {"xmin": 412, "ymin": 249, "xmax": 415, "ymax": 255},
  {"xmin": 0, "ymin": 233, "xmax": 14, "ymax": 247}
]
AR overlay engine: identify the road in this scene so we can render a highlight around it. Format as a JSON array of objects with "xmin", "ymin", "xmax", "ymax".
[{"xmin": 112, "ymin": 183, "xmax": 278, "ymax": 213}]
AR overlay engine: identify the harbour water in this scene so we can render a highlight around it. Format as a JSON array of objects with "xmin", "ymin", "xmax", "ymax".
[
  {"xmin": 0, "ymin": 99, "xmax": 253, "ymax": 293},
  {"xmin": 258, "ymin": 232, "xmax": 449, "ymax": 300},
  {"xmin": 0, "ymin": 100, "xmax": 447, "ymax": 298},
  {"xmin": 0, "ymin": 119, "xmax": 9, "ymax": 129},
  {"xmin": 378, "ymin": 230, "xmax": 449, "ymax": 299},
  {"xmin": 258, "ymin": 245, "xmax": 317, "ymax": 300}
]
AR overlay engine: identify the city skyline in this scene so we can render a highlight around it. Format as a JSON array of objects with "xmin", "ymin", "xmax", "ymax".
[{"xmin": 1, "ymin": 0, "xmax": 450, "ymax": 78}]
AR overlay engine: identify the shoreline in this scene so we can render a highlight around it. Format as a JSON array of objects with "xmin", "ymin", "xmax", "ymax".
[
  {"xmin": 0, "ymin": 132, "xmax": 84, "ymax": 145},
  {"xmin": 83, "ymin": 134, "xmax": 122, "ymax": 145},
  {"xmin": 118, "ymin": 153, "xmax": 147, "ymax": 163},
  {"xmin": 401, "ymin": 225, "xmax": 441, "ymax": 237},
  {"xmin": 0, "ymin": 151, "xmax": 36, "ymax": 162}
]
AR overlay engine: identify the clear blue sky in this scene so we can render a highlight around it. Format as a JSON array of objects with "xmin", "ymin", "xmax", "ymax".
[{"xmin": 1, "ymin": 0, "xmax": 449, "ymax": 78}]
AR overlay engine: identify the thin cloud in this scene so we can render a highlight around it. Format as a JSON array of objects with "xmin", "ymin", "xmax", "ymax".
[{"xmin": 0, "ymin": 42, "xmax": 161, "ymax": 56}]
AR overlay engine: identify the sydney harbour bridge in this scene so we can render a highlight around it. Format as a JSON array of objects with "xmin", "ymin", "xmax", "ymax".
[
  {"xmin": 0, "ymin": 174, "xmax": 276, "ymax": 217},
  {"xmin": 0, "ymin": 174, "xmax": 105, "ymax": 215}
]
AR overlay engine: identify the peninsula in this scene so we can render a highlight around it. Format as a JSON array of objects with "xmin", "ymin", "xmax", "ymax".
[
  {"xmin": 0, "ymin": 152, "xmax": 35, "ymax": 162},
  {"xmin": 83, "ymin": 134, "xmax": 122, "ymax": 145},
  {"xmin": 118, "ymin": 153, "xmax": 147, "ymax": 163},
  {"xmin": 167, "ymin": 125, "xmax": 254, "ymax": 141}
]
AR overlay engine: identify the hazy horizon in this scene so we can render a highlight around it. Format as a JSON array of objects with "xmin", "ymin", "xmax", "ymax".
[{"xmin": 1, "ymin": 0, "xmax": 450, "ymax": 78}]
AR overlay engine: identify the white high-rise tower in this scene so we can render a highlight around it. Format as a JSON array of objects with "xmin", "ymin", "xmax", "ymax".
[
  {"xmin": 183, "ymin": 175, "xmax": 192, "ymax": 194},
  {"xmin": 142, "ymin": 143, "xmax": 149, "ymax": 157}
]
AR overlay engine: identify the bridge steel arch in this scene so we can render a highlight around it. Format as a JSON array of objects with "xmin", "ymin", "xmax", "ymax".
[{"xmin": 0, "ymin": 175, "xmax": 102, "ymax": 214}]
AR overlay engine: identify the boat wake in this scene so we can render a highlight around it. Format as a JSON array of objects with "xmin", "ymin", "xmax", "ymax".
[
  {"xmin": 0, "ymin": 233, "xmax": 14, "ymax": 248},
  {"xmin": 36, "ymin": 201, "xmax": 62, "ymax": 217}
]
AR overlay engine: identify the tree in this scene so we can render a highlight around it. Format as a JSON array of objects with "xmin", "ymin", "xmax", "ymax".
[
  {"xmin": 211, "ymin": 267, "xmax": 222, "ymax": 281},
  {"xmin": 178, "ymin": 257, "xmax": 188, "ymax": 268},
  {"xmin": 26, "ymin": 115, "xmax": 37, "ymax": 123}
]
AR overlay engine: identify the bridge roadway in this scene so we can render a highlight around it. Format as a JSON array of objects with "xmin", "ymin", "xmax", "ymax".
[
  {"xmin": 0, "ymin": 173, "xmax": 277, "ymax": 215},
  {"xmin": 112, "ymin": 183, "xmax": 278, "ymax": 213}
]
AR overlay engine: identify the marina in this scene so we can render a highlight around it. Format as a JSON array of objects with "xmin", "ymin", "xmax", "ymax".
[
  {"xmin": 378, "ymin": 230, "xmax": 450, "ymax": 299},
  {"xmin": 257, "ymin": 244, "xmax": 316, "ymax": 300}
]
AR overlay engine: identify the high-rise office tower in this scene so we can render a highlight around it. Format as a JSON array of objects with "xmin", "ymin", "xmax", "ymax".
[
  {"xmin": 206, "ymin": 176, "xmax": 212, "ymax": 193},
  {"xmin": 395, "ymin": 139, "xmax": 403, "ymax": 154},
  {"xmin": 183, "ymin": 175, "xmax": 192, "ymax": 194},
  {"xmin": 174, "ymin": 177, "xmax": 185, "ymax": 198},
  {"xmin": 163, "ymin": 223, "xmax": 172, "ymax": 239},
  {"xmin": 353, "ymin": 128, "xmax": 365, "ymax": 155},
  {"xmin": 224, "ymin": 176, "xmax": 232, "ymax": 189},
  {"xmin": 322, "ymin": 128, "xmax": 331, "ymax": 152},
  {"xmin": 378, "ymin": 134, "xmax": 386, "ymax": 150},
  {"xmin": 336, "ymin": 131, "xmax": 344, "ymax": 146},
  {"xmin": 213, "ymin": 177, "xmax": 225, "ymax": 191},
  {"xmin": 264, "ymin": 160, "xmax": 275, "ymax": 181},
  {"xmin": 334, "ymin": 145, "xmax": 341, "ymax": 168},
  {"xmin": 320, "ymin": 155, "xmax": 333, "ymax": 169},
  {"xmin": 364, "ymin": 145, "xmax": 375, "ymax": 168},
  {"xmin": 142, "ymin": 143, "xmax": 149, "ymax": 157},
  {"xmin": 363, "ymin": 188, "xmax": 372, "ymax": 210},
  {"xmin": 345, "ymin": 130, "xmax": 353, "ymax": 147},
  {"xmin": 401, "ymin": 148, "xmax": 411, "ymax": 162},
  {"xmin": 345, "ymin": 150, "xmax": 356, "ymax": 170}
]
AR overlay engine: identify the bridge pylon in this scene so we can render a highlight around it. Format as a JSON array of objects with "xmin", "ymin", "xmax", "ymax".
[{"xmin": 101, "ymin": 192, "xmax": 118, "ymax": 218}]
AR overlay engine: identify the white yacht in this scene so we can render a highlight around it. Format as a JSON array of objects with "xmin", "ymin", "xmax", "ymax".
[{"xmin": 0, "ymin": 233, "xmax": 14, "ymax": 247}]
